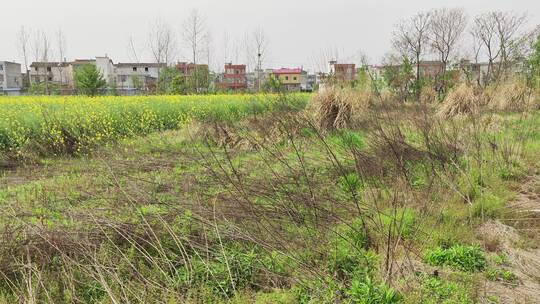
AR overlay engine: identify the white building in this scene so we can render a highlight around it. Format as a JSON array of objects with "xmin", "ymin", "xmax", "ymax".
[
  {"xmin": 29, "ymin": 61, "xmax": 74, "ymax": 89},
  {"xmin": 0, "ymin": 61, "xmax": 23, "ymax": 95},
  {"xmin": 114, "ymin": 63, "xmax": 165, "ymax": 93},
  {"xmin": 29, "ymin": 57, "xmax": 167, "ymax": 94}
]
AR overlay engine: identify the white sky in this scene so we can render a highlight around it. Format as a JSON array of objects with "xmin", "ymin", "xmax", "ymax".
[{"xmin": 2, "ymin": 0, "xmax": 539, "ymax": 72}]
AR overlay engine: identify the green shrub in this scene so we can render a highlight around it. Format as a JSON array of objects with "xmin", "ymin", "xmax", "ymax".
[
  {"xmin": 421, "ymin": 277, "xmax": 473, "ymax": 304},
  {"xmin": 338, "ymin": 173, "xmax": 364, "ymax": 194},
  {"xmin": 338, "ymin": 129, "xmax": 365, "ymax": 150},
  {"xmin": 424, "ymin": 245, "xmax": 486, "ymax": 272},
  {"xmin": 347, "ymin": 276, "xmax": 401, "ymax": 304},
  {"xmin": 485, "ymin": 268, "xmax": 518, "ymax": 284}
]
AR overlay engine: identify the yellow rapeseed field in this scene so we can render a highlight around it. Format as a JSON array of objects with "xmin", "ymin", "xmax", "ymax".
[{"xmin": 0, "ymin": 94, "xmax": 309, "ymax": 154}]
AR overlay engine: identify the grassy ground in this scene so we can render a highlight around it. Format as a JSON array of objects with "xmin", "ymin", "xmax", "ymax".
[{"xmin": 0, "ymin": 93, "xmax": 538, "ymax": 303}]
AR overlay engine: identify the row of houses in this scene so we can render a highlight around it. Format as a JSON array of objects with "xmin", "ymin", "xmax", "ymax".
[{"xmin": 1, "ymin": 57, "xmax": 359, "ymax": 95}]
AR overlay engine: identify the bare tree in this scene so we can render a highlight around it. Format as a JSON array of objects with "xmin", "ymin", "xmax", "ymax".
[
  {"xmin": 392, "ymin": 11, "xmax": 431, "ymax": 91},
  {"xmin": 429, "ymin": 8, "xmax": 468, "ymax": 74},
  {"xmin": 493, "ymin": 12, "xmax": 528, "ymax": 78},
  {"xmin": 183, "ymin": 9, "xmax": 208, "ymax": 92},
  {"xmin": 127, "ymin": 35, "xmax": 140, "ymax": 63},
  {"xmin": 148, "ymin": 18, "xmax": 177, "ymax": 66},
  {"xmin": 251, "ymin": 26, "xmax": 269, "ymax": 91},
  {"xmin": 56, "ymin": 29, "xmax": 67, "ymax": 62},
  {"xmin": 56, "ymin": 29, "xmax": 67, "ymax": 87},
  {"xmin": 221, "ymin": 30, "xmax": 231, "ymax": 71},
  {"xmin": 17, "ymin": 26, "xmax": 31, "ymax": 86},
  {"xmin": 309, "ymin": 46, "xmax": 340, "ymax": 74},
  {"xmin": 471, "ymin": 11, "xmax": 528, "ymax": 82},
  {"xmin": 30, "ymin": 30, "xmax": 52, "ymax": 94}
]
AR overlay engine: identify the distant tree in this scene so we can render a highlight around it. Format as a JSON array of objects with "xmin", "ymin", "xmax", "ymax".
[
  {"xmin": 148, "ymin": 18, "xmax": 177, "ymax": 66},
  {"xmin": 30, "ymin": 30, "xmax": 53, "ymax": 94},
  {"xmin": 392, "ymin": 11, "xmax": 431, "ymax": 96},
  {"xmin": 171, "ymin": 74, "xmax": 187, "ymax": 94},
  {"xmin": 56, "ymin": 29, "xmax": 68, "ymax": 85},
  {"xmin": 16, "ymin": 26, "xmax": 31, "ymax": 87},
  {"xmin": 263, "ymin": 74, "xmax": 282, "ymax": 93},
  {"xmin": 527, "ymin": 34, "xmax": 540, "ymax": 90},
  {"xmin": 251, "ymin": 27, "xmax": 269, "ymax": 91},
  {"xmin": 183, "ymin": 9, "xmax": 208, "ymax": 93},
  {"xmin": 186, "ymin": 65, "xmax": 210, "ymax": 92},
  {"xmin": 157, "ymin": 67, "xmax": 187, "ymax": 94},
  {"xmin": 74, "ymin": 64, "xmax": 106, "ymax": 96},
  {"xmin": 383, "ymin": 56, "xmax": 415, "ymax": 101},
  {"xmin": 472, "ymin": 11, "xmax": 529, "ymax": 83},
  {"xmin": 429, "ymin": 8, "xmax": 468, "ymax": 73},
  {"xmin": 130, "ymin": 75, "xmax": 143, "ymax": 91}
]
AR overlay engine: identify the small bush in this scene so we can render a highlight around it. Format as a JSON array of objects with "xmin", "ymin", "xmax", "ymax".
[
  {"xmin": 347, "ymin": 276, "xmax": 401, "ymax": 304},
  {"xmin": 421, "ymin": 277, "xmax": 473, "ymax": 304},
  {"xmin": 424, "ymin": 245, "xmax": 486, "ymax": 272},
  {"xmin": 485, "ymin": 268, "xmax": 518, "ymax": 284},
  {"xmin": 338, "ymin": 173, "xmax": 364, "ymax": 194}
]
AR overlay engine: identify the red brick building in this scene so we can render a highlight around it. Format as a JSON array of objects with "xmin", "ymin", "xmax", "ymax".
[
  {"xmin": 418, "ymin": 61, "xmax": 445, "ymax": 78},
  {"xmin": 176, "ymin": 62, "xmax": 208, "ymax": 76},
  {"xmin": 218, "ymin": 63, "xmax": 247, "ymax": 91},
  {"xmin": 330, "ymin": 62, "xmax": 356, "ymax": 82}
]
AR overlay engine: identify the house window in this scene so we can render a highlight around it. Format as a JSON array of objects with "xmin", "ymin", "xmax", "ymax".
[
  {"xmin": 293, "ymin": 76, "xmax": 297, "ymax": 81},
  {"xmin": 133, "ymin": 67, "xmax": 137, "ymax": 72},
  {"xmin": 145, "ymin": 67, "xmax": 149, "ymax": 72},
  {"xmin": 0, "ymin": 64, "xmax": 3, "ymax": 71},
  {"xmin": 35, "ymin": 67, "xmax": 38, "ymax": 71},
  {"xmin": 285, "ymin": 76, "xmax": 289, "ymax": 81},
  {"xmin": 47, "ymin": 67, "xmax": 52, "ymax": 72}
]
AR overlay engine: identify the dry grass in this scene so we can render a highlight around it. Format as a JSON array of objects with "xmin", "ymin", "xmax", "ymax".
[
  {"xmin": 489, "ymin": 80, "xmax": 538, "ymax": 111},
  {"xmin": 310, "ymin": 87, "xmax": 372, "ymax": 131},
  {"xmin": 437, "ymin": 84, "xmax": 487, "ymax": 118},
  {"xmin": 420, "ymin": 85, "xmax": 437, "ymax": 104}
]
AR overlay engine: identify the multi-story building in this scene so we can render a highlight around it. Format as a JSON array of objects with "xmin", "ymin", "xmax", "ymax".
[
  {"xmin": 0, "ymin": 61, "xmax": 23, "ymax": 95},
  {"xmin": 114, "ymin": 62, "xmax": 165, "ymax": 93},
  {"xmin": 218, "ymin": 63, "xmax": 247, "ymax": 91},
  {"xmin": 176, "ymin": 62, "xmax": 208, "ymax": 76},
  {"xmin": 29, "ymin": 61, "xmax": 73, "ymax": 89},
  {"xmin": 29, "ymin": 57, "xmax": 167, "ymax": 94},
  {"xmin": 330, "ymin": 62, "xmax": 356, "ymax": 82},
  {"xmin": 418, "ymin": 61, "xmax": 445, "ymax": 79},
  {"xmin": 272, "ymin": 68, "xmax": 306, "ymax": 91}
]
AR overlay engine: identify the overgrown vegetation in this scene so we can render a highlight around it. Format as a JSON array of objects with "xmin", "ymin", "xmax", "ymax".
[{"xmin": 0, "ymin": 75, "xmax": 538, "ymax": 303}]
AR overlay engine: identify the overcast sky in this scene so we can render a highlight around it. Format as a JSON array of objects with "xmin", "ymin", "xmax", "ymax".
[{"xmin": 2, "ymin": 0, "xmax": 540, "ymax": 72}]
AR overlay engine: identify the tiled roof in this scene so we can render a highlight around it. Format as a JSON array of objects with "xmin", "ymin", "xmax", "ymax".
[
  {"xmin": 273, "ymin": 68, "xmax": 302, "ymax": 74},
  {"xmin": 115, "ymin": 63, "xmax": 166, "ymax": 68},
  {"xmin": 30, "ymin": 62, "xmax": 71, "ymax": 67}
]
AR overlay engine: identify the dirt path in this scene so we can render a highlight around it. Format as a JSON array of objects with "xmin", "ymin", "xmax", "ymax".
[{"xmin": 478, "ymin": 176, "xmax": 540, "ymax": 304}]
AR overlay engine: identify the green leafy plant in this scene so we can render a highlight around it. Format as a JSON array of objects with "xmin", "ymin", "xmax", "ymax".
[
  {"xmin": 424, "ymin": 245, "xmax": 486, "ymax": 272},
  {"xmin": 421, "ymin": 277, "xmax": 473, "ymax": 304},
  {"xmin": 347, "ymin": 276, "xmax": 401, "ymax": 304},
  {"xmin": 486, "ymin": 268, "xmax": 518, "ymax": 284}
]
